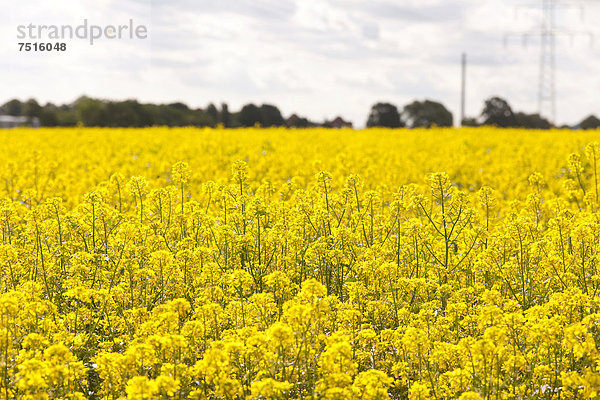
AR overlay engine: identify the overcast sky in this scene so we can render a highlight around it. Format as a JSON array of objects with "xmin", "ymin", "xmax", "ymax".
[{"xmin": 1, "ymin": 0, "xmax": 599, "ymax": 127}]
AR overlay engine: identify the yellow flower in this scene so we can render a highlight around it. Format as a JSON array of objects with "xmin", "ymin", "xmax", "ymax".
[{"xmin": 126, "ymin": 376, "xmax": 158, "ymax": 400}]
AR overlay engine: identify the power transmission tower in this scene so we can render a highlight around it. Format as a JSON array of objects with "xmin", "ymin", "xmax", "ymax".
[{"xmin": 505, "ymin": 0, "xmax": 593, "ymax": 125}]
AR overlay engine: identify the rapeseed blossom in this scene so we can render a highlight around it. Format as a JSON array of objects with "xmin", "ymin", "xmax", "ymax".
[{"xmin": 0, "ymin": 126, "xmax": 599, "ymax": 398}]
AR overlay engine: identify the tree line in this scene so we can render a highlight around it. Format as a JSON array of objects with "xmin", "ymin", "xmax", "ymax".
[
  {"xmin": 1, "ymin": 96, "xmax": 599, "ymax": 129},
  {"xmin": 0, "ymin": 97, "xmax": 295, "ymax": 128},
  {"xmin": 0, "ymin": 97, "xmax": 352, "ymax": 128},
  {"xmin": 366, "ymin": 97, "xmax": 600, "ymax": 130}
]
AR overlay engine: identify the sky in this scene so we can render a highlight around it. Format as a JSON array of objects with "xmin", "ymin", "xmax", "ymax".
[{"xmin": 0, "ymin": 0, "xmax": 599, "ymax": 127}]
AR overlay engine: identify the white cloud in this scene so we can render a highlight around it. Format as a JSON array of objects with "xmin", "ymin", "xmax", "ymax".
[{"xmin": 1, "ymin": 0, "xmax": 599, "ymax": 126}]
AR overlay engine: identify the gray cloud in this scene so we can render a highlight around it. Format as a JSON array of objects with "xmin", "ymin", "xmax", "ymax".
[
  {"xmin": 151, "ymin": 0, "xmax": 296, "ymax": 21},
  {"xmin": 341, "ymin": 1, "xmax": 467, "ymax": 23},
  {"xmin": 1, "ymin": 0, "xmax": 599, "ymax": 126}
]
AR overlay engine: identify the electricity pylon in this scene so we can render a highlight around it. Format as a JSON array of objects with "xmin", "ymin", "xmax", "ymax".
[{"xmin": 505, "ymin": 0, "xmax": 593, "ymax": 125}]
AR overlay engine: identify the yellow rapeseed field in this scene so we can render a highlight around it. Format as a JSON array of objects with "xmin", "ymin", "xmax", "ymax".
[{"xmin": 1, "ymin": 126, "xmax": 600, "ymax": 399}]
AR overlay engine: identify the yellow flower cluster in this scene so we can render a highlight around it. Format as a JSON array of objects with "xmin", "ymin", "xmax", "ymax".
[{"xmin": 1, "ymin": 126, "xmax": 600, "ymax": 399}]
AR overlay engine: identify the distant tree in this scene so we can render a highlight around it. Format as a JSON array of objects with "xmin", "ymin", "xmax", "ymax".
[
  {"xmin": 260, "ymin": 104, "xmax": 285, "ymax": 127},
  {"xmin": 403, "ymin": 100, "xmax": 453, "ymax": 128},
  {"xmin": 206, "ymin": 103, "xmax": 219, "ymax": 126},
  {"xmin": 1, "ymin": 99, "xmax": 23, "ymax": 116},
  {"xmin": 461, "ymin": 117, "xmax": 479, "ymax": 127},
  {"xmin": 23, "ymin": 99, "xmax": 42, "ymax": 119},
  {"xmin": 145, "ymin": 103, "xmax": 211, "ymax": 127},
  {"xmin": 189, "ymin": 109, "xmax": 215, "ymax": 127},
  {"xmin": 75, "ymin": 97, "xmax": 108, "ymax": 127},
  {"xmin": 580, "ymin": 115, "xmax": 600, "ymax": 130},
  {"xmin": 105, "ymin": 100, "xmax": 147, "ymax": 127},
  {"xmin": 168, "ymin": 102, "xmax": 189, "ymax": 112},
  {"xmin": 135, "ymin": 103, "xmax": 154, "ymax": 126},
  {"xmin": 140, "ymin": 104, "xmax": 161, "ymax": 125},
  {"xmin": 238, "ymin": 103, "xmax": 262, "ymax": 127},
  {"xmin": 514, "ymin": 112, "xmax": 551, "ymax": 129},
  {"xmin": 39, "ymin": 103, "xmax": 59, "ymax": 126},
  {"xmin": 154, "ymin": 103, "xmax": 190, "ymax": 126},
  {"xmin": 56, "ymin": 105, "xmax": 78, "ymax": 126},
  {"xmin": 220, "ymin": 103, "xmax": 231, "ymax": 127},
  {"xmin": 366, "ymin": 102, "xmax": 403, "ymax": 128},
  {"xmin": 480, "ymin": 96, "xmax": 517, "ymax": 127},
  {"xmin": 295, "ymin": 118, "xmax": 312, "ymax": 127}
]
